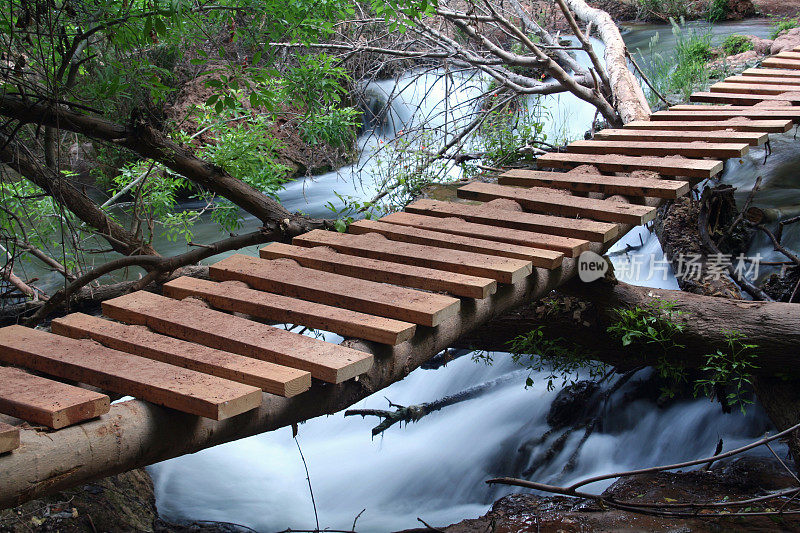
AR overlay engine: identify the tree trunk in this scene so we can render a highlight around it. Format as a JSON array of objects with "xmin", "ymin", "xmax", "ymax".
[
  {"xmin": 0, "ymin": 95, "xmax": 330, "ymax": 235},
  {"xmin": 456, "ymin": 278, "xmax": 800, "ymax": 375},
  {"xmin": 562, "ymin": 0, "xmax": 651, "ymax": 124}
]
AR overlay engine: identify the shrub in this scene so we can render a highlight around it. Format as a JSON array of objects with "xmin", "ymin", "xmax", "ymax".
[
  {"xmin": 722, "ymin": 34, "xmax": 754, "ymax": 55},
  {"xmin": 771, "ymin": 16, "xmax": 800, "ymax": 39},
  {"xmin": 707, "ymin": 0, "xmax": 728, "ymax": 22}
]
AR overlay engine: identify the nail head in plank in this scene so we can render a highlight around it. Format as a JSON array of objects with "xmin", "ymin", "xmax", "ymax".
[
  {"xmin": 379, "ymin": 211, "xmax": 588, "ymax": 257},
  {"xmin": 164, "ymin": 276, "xmax": 416, "ymax": 345},
  {"xmin": 0, "ymin": 366, "xmax": 110, "ymax": 429},
  {"xmin": 593, "ymin": 128, "xmax": 766, "ymax": 146},
  {"xmin": 535, "ymin": 152, "xmax": 722, "ymax": 179},
  {"xmin": 566, "ymin": 139, "xmax": 748, "ymax": 159},
  {"xmin": 406, "ymin": 199, "xmax": 618, "ymax": 242},
  {"xmin": 102, "ymin": 291, "xmax": 373, "ymax": 384},
  {"xmin": 499, "ymin": 169, "xmax": 690, "ymax": 199},
  {"xmin": 457, "ymin": 182, "xmax": 657, "ymax": 225},
  {"xmin": 293, "ymin": 230, "xmax": 533, "ymax": 284},
  {"xmin": 624, "ymin": 119, "xmax": 791, "ymax": 133},
  {"xmin": 0, "ymin": 325, "xmax": 262, "ymax": 420},
  {"xmin": 259, "ymin": 242, "xmax": 496, "ymax": 299},
  {"xmin": 0, "ymin": 422, "xmax": 19, "ymax": 454},
  {"xmin": 350, "ymin": 219, "xmax": 564, "ymax": 267},
  {"xmin": 51, "ymin": 313, "xmax": 311, "ymax": 397},
  {"xmin": 210, "ymin": 254, "xmax": 459, "ymax": 327}
]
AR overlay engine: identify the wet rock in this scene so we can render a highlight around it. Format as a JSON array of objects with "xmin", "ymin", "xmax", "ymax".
[
  {"xmin": 436, "ymin": 457, "xmax": 800, "ymax": 533},
  {"xmin": 546, "ymin": 380, "xmax": 599, "ymax": 429}
]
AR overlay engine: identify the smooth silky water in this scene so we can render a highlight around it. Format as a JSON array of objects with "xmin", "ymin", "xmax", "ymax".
[{"xmin": 93, "ymin": 20, "xmax": 785, "ymax": 531}]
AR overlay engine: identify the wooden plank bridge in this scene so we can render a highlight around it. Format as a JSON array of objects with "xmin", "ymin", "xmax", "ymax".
[{"xmin": 3, "ymin": 46, "xmax": 800, "ymax": 506}]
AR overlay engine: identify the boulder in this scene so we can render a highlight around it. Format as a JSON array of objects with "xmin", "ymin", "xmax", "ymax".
[{"xmin": 771, "ymin": 27, "xmax": 800, "ymax": 55}]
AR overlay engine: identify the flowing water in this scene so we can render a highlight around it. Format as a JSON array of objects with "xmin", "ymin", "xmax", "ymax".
[{"xmin": 48, "ymin": 19, "xmax": 792, "ymax": 532}]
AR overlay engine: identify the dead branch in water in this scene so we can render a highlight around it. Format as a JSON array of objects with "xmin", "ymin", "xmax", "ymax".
[{"xmin": 487, "ymin": 420, "xmax": 800, "ymax": 517}]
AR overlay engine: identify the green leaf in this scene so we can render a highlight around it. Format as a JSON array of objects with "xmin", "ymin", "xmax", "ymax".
[
  {"xmin": 334, "ymin": 219, "xmax": 348, "ymax": 232},
  {"xmin": 153, "ymin": 17, "xmax": 167, "ymax": 36}
]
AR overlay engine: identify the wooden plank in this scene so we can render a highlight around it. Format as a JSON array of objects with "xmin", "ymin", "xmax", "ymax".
[
  {"xmin": 775, "ymin": 51, "xmax": 800, "ymax": 60},
  {"xmin": 0, "ymin": 422, "xmax": 19, "ymax": 454},
  {"xmin": 102, "ymin": 291, "xmax": 373, "ymax": 384},
  {"xmin": 406, "ymin": 199, "xmax": 619, "ymax": 242},
  {"xmin": 0, "ymin": 366, "xmax": 110, "ymax": 429},
  {"xmin": 210, "ymin": 254, "xmax": 460, "ymax": 327},
  {"xmin": 51, "ymin": 313, "xmax": 311, "ymax": 397},
  {"xmin": 536, "ymin": 152, "xmax": 722, "ymax": 179},
  {"xmin": 293, "ymin": 229, "xmax": 533, "ymax": 284},
  {"xmin": 670, "ymin": 104, "xmax": 800, "ymax": 112},
  {"xmin": 723, "ymin": 75, "xmax": 800, "ymax": 86},
  {"xmin": 652, "ymin": 109, "xmax": 800, "ymax": 122},
  {"xmin": 456, "ymin": 182, "xmax": 657, "ymax": 225},
  {"xmin": 742, "ymin": 68, "xmax": 800, "ymax": 79},
  {"xmin": 499, "ymin": 169, "xmax": 690, "ymax": 199},
  {"xmin": 162, "ymin": 276, "xmax": 416, "ymax": 345},
  {"xmin": 260, "ymin": 243, "xmax": 496, "ymax": 299},
  {"xmin": 378, "ymin": 211, "xmax": 589, "ymax": 257},
  {"xmin": 566, "ymin": 139, "xmax": 748, "ymax": 159},
  {"xmin": 593, "ymin": 128, "xmax": 766, "ymax": 146},
  {"xmin": 710, "ymin": 81, "xmax": 800, "ymax": 95},
  {"xmin": 349, "ymin": 219, "xmax": 565, "ymax": 267},
  {"xmin": 690, "ymin": 91, "xmax": 800, "ymax": 105},
  {"xmin": 0, "ymin": 325, "xmax": 262, "ymax": 420},
  {"xmin": 761, "ymin": 57, "xmax": 800, "ymax": 69},
  {"xmin": 624, "ymin": 119, "xmax": 791, "ymax": 133}
]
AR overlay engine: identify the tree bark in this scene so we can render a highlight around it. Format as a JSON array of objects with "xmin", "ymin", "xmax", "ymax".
[
  {"xmin": 562, "ymin": 0, "xmax": 651, "ymax": 124},
  {"xmin": 456, "ymin": 278, "xmax": 800, "ymax": 375}
]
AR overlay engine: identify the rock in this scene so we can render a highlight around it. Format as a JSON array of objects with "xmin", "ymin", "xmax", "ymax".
[
  {"xmin": 0, "ymin": 469, "xmax": 158, "ymax": 532},
  {"xmin": 771, "ymin": 27, "xmax": 800, "ymax": 55},
  {"xmin": 546, "ymin": 380, "xmax": 599, "ymax": 429},
  {"xmin": 434, "ymin": 457, "xmax": 800, "ymax": 533},
  {"xmin": 708, "ymin": 50, "xmax": 759, "ymax": 72},
  {"xmin": 748, "ymin": 36, "xmax": 774, "ymax": 54}
]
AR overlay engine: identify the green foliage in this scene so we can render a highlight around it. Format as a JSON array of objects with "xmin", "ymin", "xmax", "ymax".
[
  {"xmin": 771, "ymin": 16, "xmax": 800, "ymax": 39},
  {"xmin": 478, "ymin": 96, "xmax": 546, "ymax": 167},
  {"xmin": 706, "ymin": 0, "xmax": 729, "ymax": 22},
  {"xmin": 607, "ymin": 299, "xmax": 688, "ymax": 397},
  {"xmin": 0, "ymin": 179, "xmax": 84, "ymax": 275},
  {"xmin": 695, "ymin": 330, "xmax": 759, "ymax": 412},
  {"xmin": 300, "ymin": 107, "xmax": 362, "ymax": 148},
  {"xmin": 722, "ymin": 34, "xmax": 754, "ymax": 55},
  {"xmin": 635, "ymin": 21, "xmax": 714, "ymax": 105},
  {"xmin": 508, "ymin": 327, "xmax": 609, "ymax": 391},
  {"xmin": 324, "ymin": 192, "xmax": 376, "ymax": 232},
  {"xmin": 194, "ymin": 106, "xmax": 291, "ymax": 199}
]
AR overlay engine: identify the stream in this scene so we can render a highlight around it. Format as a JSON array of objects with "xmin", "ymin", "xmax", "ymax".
[{"xmin": 143, "ymin": 19, "xmax": 793, "ymax": 532}]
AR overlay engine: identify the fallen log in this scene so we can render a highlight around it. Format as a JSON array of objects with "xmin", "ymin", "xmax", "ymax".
[{"xmin": 455, "ymin": 278, "xmax": 800, "ymax": 375}]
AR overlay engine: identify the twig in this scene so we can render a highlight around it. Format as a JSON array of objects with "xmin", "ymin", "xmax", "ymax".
[
  {"xmin": 416, "ymin": 517, "xmax": 445, "ymax": 532},
  {"xmin": 294, "ymin": 436, "xmax": 320, "ymax": 532}
]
